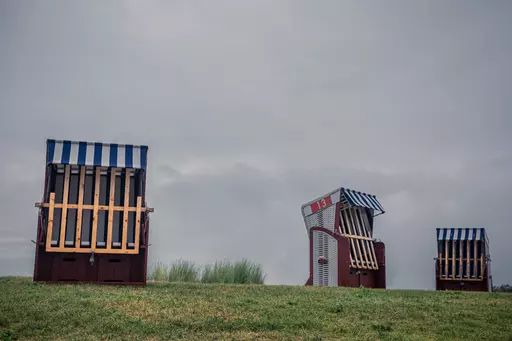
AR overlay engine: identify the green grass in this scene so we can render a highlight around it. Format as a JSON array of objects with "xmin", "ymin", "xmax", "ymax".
[
  {"xmin": 148, "ymin": 260, "xmax": 200, "ymax": 283},
  {"xmin": 201, "ymin": 259, "xmax": 266, "ymax": 284},
  {"xmin": 148, "ymin": 259, "xmax": 266, "ymax": 284},
  {"xmin": 1, "ymin": 277, "xmax": 512, "ymax": 341}
]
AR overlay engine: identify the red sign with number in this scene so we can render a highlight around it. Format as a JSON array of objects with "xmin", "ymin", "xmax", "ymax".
[{"xmin": 310, "ymin": 196, "xmax": 333, "ymax": 213}]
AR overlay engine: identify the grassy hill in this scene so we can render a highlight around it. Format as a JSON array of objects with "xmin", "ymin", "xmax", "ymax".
[{"xmin": 1, "ymin": 277, "xmax": 511, "ymax": 341}]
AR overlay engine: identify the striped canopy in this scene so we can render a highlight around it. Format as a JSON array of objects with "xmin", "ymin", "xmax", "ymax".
[
  {"xmin": 437, "ymin": 228, "xmax": 486, "ymax": 241},
  {"xmin": 341, "ymin": 188, "xmax": 384, "ymax": 213},
  {"xmin": 46, "ymin": 139, "xmax": 148, "ymax": 170}
]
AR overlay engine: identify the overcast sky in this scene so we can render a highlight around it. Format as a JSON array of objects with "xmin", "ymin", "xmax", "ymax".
[{"xmin": 1, "ymin": 1, "xmax": 511, "ymax": 289}]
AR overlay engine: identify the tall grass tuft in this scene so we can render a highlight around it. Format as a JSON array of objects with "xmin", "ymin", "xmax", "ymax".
[
  {"xmin": 167, "ymin": 259, "xmax": 199, "ymax": 282},
  {"xmin": 201, "ymin": 259, "xmax": 266, "ymax": 284},
  {"xmin": 234, "ymin": 259, "xmax": 266, "ymax": 284},
  {"xmin": 147, "ymin": 261, "xmax": 168, "ymax": 282},
  {"xmin": 148, "ymin": 259, "xmax": 266, "ymax": 284},
  {"xmin": 201, "ymin": 260, "xmax": 234, "ymax": 284}
]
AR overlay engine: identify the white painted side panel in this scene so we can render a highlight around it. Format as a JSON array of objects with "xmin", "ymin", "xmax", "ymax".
[{"xmin": 312, "ymin": 230, "xmax": 338, "ymax": 287}]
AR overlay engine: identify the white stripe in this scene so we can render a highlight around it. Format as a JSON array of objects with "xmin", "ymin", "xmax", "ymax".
[
  {"xmin": 365, "ymin": 194, "xmax": 381, "ymax": 211},
  {"xmin": 439, "ymin": 229, "xmax": 446, "ymax": 240},
  {"xmin": 132, "ymin": 147, "xmax": 141, "ymax": 168},
  {"xmin": 454, "ymin": 228, "xmax": 460, "ymax": 241},
  {"xmin": 117, "ymin": 145, "xmax": 126, "ymax": 168},
  {"xmin": 367, "ymin": 196, "xmax": 383, "ymax": 211},
  {"xmin": 350, "ymin": 192, "xmax": 366, "ymax": 207},
  {"xmin": 53, "ymin": 142, "xmax": 63, "ymax": 163},
  {"xmin": 69, "ymin": 142, "xmax": 79, "ymax": 165},
  {"xmin": 343, "ymin": 191, "xmax": 355, "ymax": 206},
  {"xmin": 364, "ymin": 194, "xmax": 380, "ymax": 211},
  {"xmin": 85, "ymin": 143, "xmax": 95, "ymax": 166},
  {"xmin": 476, "ymin": 229, "xmax": 482, "ymax": 241},
  {"xmin": 101, "ymin": 144, "xmax": 110, "ymax": 167},
  {"xmin": 303, "ymin": 206, "xmax": 312, "ymax": 216},
  {"xmin": 357, "ymin": 193, "xmax": 372, "ymax": 209},
  {"xmin": 358, "ymin": 193, "xmax": 375, "ymax": 210}
]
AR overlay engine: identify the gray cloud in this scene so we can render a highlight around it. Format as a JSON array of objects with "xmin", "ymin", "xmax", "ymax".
[{"xmin": 1, "ymin": 1, "xmax": 511, "ymax": 288}]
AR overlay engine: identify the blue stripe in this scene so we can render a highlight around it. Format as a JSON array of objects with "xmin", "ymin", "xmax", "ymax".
[
  {"xmin": 346, "ymin": 190, "xmax": 362, "ymax": 207},
  {"xmin": 438, "ymin": 228, "xmax": 487, "ymax": 241},
  {"xmin": 94, "ymin": 143, "xmax": 103, "ymax": 166},
  {"xmin": 358, "ymin": 192, "xmax": 374, "ymax": 209},
  {"xmin": 344, "ymin": 190, "xmax": 356, "ymax": 207},
  {"xmin": 77, "ymin": 142, "xmax": 87, "ymax": 165},
  {"xmin": 368, "ymin": 195, "xmax": 384, "ymax": 211},
  {"xmin": 346, "ymin": 190, "xmax": 360, "ymax": 206},
  {"xmin": 125, "ymin": 145, "xmax": 133, "ymax": 168},
  {"xmin": 47, "ymin": 140, "xmax": 55, "ymax": 164},
  {"xmin": 109, "ymin": 144, "xmax": 118, "ymax": 167},
  {"xmin": 45, "ymin": 140, "xmax": 148, "ymax": 169},
  {"xmin": 368, "ymin": 194, "xmax": 383, "ymax": 211},
  {"xmin": 340, "ymin": 188, "xmax": 384, "ymax": 212},
  {"xmin": 61, "ymin": 141, "xmax": 71, "ymax": 164},
  {"xmin": 140, "ymin": 146, "xmax": 148, "ymax": 169}
]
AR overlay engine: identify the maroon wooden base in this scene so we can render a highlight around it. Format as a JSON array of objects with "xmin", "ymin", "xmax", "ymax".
[
  {"xmin": 33, "ymin": 247, "xmax": 147, "ymax": 286},
  {"xmin": 34, "ymin": 281, "xmax": 146, "ymax": 286},
  {"xmin": 305, "ymin": 227, "xmax": 386, "ymax": 289},
  {"xmin": 436, "ymin": 279, "xmax": 488, "ymax": 292}
]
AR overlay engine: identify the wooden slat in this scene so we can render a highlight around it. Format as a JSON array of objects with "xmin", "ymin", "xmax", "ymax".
[
  {"xmin": 364, "ymin": 240, "xmax": 375, "ymax": 269},
  {"xmin": 466, "ymin": 240, "xmax": 470, "ymax": 278},
  {"xmin": 341, "ymin": 210, "xmax": 359, "ymax": 267},
  {"xmin": 480, "ymin": 243, "xmax": 484, "ymax": 279},
  {"xmin": 91, "ymin": 167, "xmax": 101, "ymax": 250},
  {"xmin": 358, "ymin": 209, "xmax": 378, "ymax": 269},
  {"xmin": 367, "ymin": 233, "xmax": 378, "ymax": 269},
  {"xmin": 459, "ymin": 240, "xmax": 463, "ymax": 279},
  {"xmin": 357, "ymin": 209, "xmax": 378, "ymax": 270},
  {"xmin": 121, "ymin": 169, "xmax": 130, "ymax": 250},
  {"xmin": 451, "ymin": 239, "xmax": 456, "ymax": 278},
  {"xmin": 35, "ymin": 203, "xmax": 151, "ymax": 212},
  {"xmin": 348, "ymin": 210, "xmax": 371, "ymax": 269},
  {"xmin": 438, "ymin": 243, "xmax": 443, "ymax": 278},
  {"xmin": 439, "ymin": 277, "xmax": 484, "ymax": 282},
  {"xmin": 473, "ymin": 240, "xmax": 478, "ymax": 278},
  {"xmin": 134, "ymin": 196, "xmax": 142, "ymax": 253},
  {"xmin": 338, "ymin": 209, "xmax": 354, "ymax": 266},
  {"xmin": 350, "ymin": 208, "xmax": 371, "ymax": 269},
  {"xmin": 45, "ymin": 193, "xmax": 56, "ymax": 252},
  {"xmin": 45, "ymin": 246, "xmax": 139, "ymax": 254},
  {"xmin": 75, "ymin": 166, "xmax": 86, "ymax": 248},
  {"xmin": 59, "ymin": 165, "xmax": 71, "ymax": 248},
  {"xmin": 346, "ymin": 209, "xmax": 367, "ymax": 269},
  {"xmin": 106, "ymin": 168, "xmax": 116, "ymax": 251},
  {"xmin": 37, "ymin": 166, "xmax": 151, "ymax": 255},
  {"xmin": 444, "ymin": 240, "xmax": 448, "ymax": 277},
  {"xmin": 340, "ymin": 234, "xmax": 375, "ymax": 241}
]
